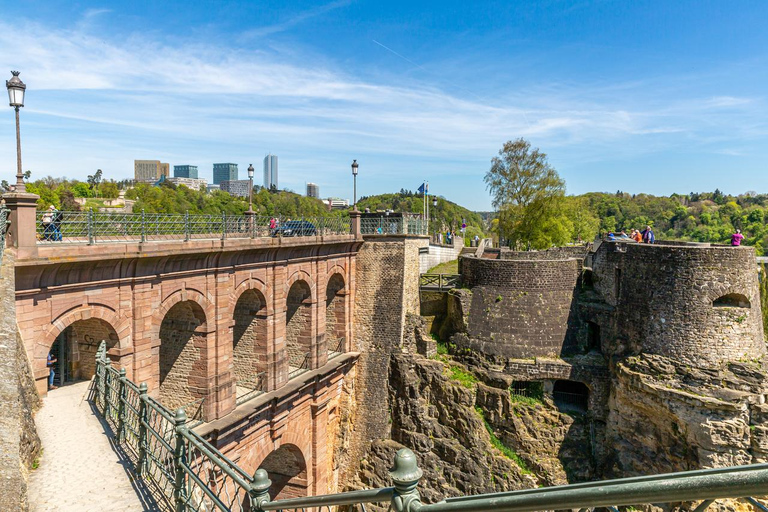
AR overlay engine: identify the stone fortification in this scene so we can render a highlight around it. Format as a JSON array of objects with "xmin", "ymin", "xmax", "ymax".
[
  {"xmin": 591, "ymin": 242, "xmax": 765, "ymax": 366},
  {"xmin": 456, "ymin": 256, "xmax": 583, "ymax": 358}
]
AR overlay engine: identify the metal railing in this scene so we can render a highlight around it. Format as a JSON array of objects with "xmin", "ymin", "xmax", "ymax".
[
  {"xmin": 36, "ymin": 210, "xmax": 351, "ymax": 244},
  {"xmin": 361, "ymin": 216, "xmax": 428, "ymax": 236},
  {"xmin": 0, "ymin": 205, "xmax": 9, "ymax": 266},
  {"xmin": 235, "ymin": 372, "xmax": 267, "ymax": 406},
  {"xmin": 288, "ymin": 351, "xmax": 311, "ymax": 379},
  {"xmin": 328, "ymin": 337, "xmax": 345, "ymax": 360},
  {"xmin": 93, "ymin": 341, "xmax": 768, "ymax": 512},
  {"xmin": 419, "ymin": 273, "xmax": 461, "ymax": 291}
]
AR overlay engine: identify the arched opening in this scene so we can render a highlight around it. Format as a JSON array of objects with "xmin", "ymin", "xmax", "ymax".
[
  {"xmin": 159, "ymin": 301, "xmax": 208, "ymax": 412},
  {"xmin": 325, "ymin": 273, "xmax": 346, "ymax": 357},
  {"xmin": 258, "ymin": 444, "xmax": 308, "ymax": 500},
  {"xmin": 587, "ymin": 322, "xmax": 601, "ymax": 352},
  {"xmin": 50, "ymin": 318, "xmax": 119, "ymax": 387},
  {"xmin": 713, "ymin": 293, "xmax": 751, "ymax": 308},
  {"xmin": 286, "ymin": 280, "xmax": 313, "ymax": 378},
  {"xmin": 233, "ymin": 289, "xmax": 268, "ymax": 401},
  {"xmin": 553, "ymin": 380, "xmax": 589, "ymax": 413}
]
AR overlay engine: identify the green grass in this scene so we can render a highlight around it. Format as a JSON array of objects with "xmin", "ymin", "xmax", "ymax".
[
  {"xmin": 474, "ymin": 407, "xmax": 532, "ymax": 474},
  {"xmin": 427, "ymin": 259, "xmax": 459, "ymax": 274},
  {"xmin": 447, "ymin": 365, "xmax": 478, "ymax": 388},
  {"xmin": 509, "ymin": 393, "xmax": 543, "ymax": 407}
]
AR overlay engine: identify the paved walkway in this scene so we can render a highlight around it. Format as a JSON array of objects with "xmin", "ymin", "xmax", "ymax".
[{"xmin": 28, "ymin": 380, "xmax": 158, "ymax": 511}]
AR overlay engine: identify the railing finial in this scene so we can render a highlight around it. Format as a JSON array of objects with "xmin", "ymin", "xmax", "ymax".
[
  {"xmin": 390, "ymin": 448, "xmax": 423, "ymax": 512},
  {"xmin": 249, "ymin": 468, "xmax": 272, "ymax": 510}
]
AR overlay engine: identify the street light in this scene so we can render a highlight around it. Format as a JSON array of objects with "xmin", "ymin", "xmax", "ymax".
[
  {"xmin": 6, "ymin": 71, "xmax": 26, "ymax": 193},
  {"xmin": 351, "ymin": 159, "xmax": 358, "ymax": 210},
  {"xmin": 247, "ymin": 163, "xmax": 254, "ymax": 213}
]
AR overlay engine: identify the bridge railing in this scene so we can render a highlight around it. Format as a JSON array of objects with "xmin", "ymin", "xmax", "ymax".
[
  {"xmin": 419, "ymin": 273, "xmax": 461, "ymax": 291},
  {"xmin": 36, "ymin": 210, "xmax": 351, "ymax": 244},
  {"xmin": 93, "ymin": 342, "xmax": 768, "ymax": 512},
  {"xmin": 361, "ymin": 216, "xmax": 428, "ymax": 236},
  {"xmin": 0, "ymin": 205, "xmax": 9, "ymax": 266}
]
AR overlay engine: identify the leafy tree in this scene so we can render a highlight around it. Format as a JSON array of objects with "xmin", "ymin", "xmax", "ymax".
[
  {"xmin": 485, "ymin": 138, "xmax": 565, "ymax": 248},
  {"xmin": 87, "ymin": 169, "xmax": 103, "ymax": 191}
]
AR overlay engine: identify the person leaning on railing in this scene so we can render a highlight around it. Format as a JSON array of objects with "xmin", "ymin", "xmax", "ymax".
[{"xmin": 41, "ymin": 205, "xmax": 63, "ymax": 241}]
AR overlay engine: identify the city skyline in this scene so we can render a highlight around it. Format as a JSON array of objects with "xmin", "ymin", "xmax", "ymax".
[{"xmin": 1, "ymin": 2, "xmax": 767, "ymax": 210}]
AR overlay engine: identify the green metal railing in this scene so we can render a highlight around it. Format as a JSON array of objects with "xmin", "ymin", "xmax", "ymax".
[
  {"xmin": 419, "ymin": 273, "xmax": 461, "ymax": 291},
  {"xmin": 361, "ymin": 216, "xmax": 428, "ymax": 236},
  {"xmin": 0, "ymin": 205, "xmax": 9, "ymax": 267},
  {"xmin": 37, "ymin": 210, "xmax": 351, "ymax": 244},
  {"xmin": 93, "ymin": 342, "xmax": 768, "ymax": 512}
]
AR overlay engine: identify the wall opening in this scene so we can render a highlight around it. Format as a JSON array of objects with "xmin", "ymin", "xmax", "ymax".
[
  {"xmin": 233, "ymin": 289, "xmax": 268, "ymax": 401},
  {"xmin": 510, "ymin": 381, "xmax": 544, "ymax": 401},
  {"xmin": 587, "ymin": 321, "xmax": 601, "ymax": 352},
  {"xmin": 258, "ymin": 444, "xmax": 308, "ymax": 500},
  {"xmin": 553, "ymin": 380, "xmax": 589, "ymax": 413},
  {"xmin": 50, "ymin": 318, "xmax": 119, "ymax": 386},
  {"xmin": 286, "ymin": 280, "xmax": 312, "ymax": 377},
  {"xmin": 159, "ymin": 300, "xmax": 207, "ymax": 412},
  {"xmin": 325, "ymin": 273, "xmax": 346, "ymax": 356},
  {"xmin": 713, "ymin": 293, "xmax": 751, "ymax": 308}
]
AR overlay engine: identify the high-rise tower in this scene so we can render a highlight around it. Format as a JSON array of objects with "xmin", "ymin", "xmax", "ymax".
[{"xmin": 263, "ymin": 154, "xmax": 278, "ymax": 190}]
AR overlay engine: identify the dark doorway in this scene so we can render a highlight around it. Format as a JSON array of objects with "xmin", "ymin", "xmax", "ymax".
[
  {"xmin": 553, "ymin": 380, "xmax": 589, "ymax": 413},
  {"xmin": 587, "ymin": 322, "xmax": 601, "ymax": 352}
]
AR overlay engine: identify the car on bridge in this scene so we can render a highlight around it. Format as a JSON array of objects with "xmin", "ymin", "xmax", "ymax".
[{"xmin": 271, "ymin": 220, "xmax": 317, "ymax": 237}]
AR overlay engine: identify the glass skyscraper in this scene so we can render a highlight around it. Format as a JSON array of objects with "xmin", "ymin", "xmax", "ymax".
[
  {"xmin": 174, "ymin": 165, "xmax": 199, "ymax": 179},
  {"xmin": 263, "ymin": 154, "xmax": 278, "ymax": 190},
  {"xmin": 213, "ymin": 163, "xmax": 238, "ymax": 185}
]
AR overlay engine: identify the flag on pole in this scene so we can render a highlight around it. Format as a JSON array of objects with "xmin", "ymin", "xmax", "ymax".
[{"xmin": 417, "ymin": 182, "xmax": 425, "ymax": 194}]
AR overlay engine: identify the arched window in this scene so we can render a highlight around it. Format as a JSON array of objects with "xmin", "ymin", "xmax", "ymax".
[
  {"xmin": 553, "ymin": 380, "xmax": 589, "ymax": 412},
  {"xmin": 713, "ymin": 293, "xmax": 751, "ymax": 308},
  {"xmin": 233, "ymin": 289, "xmax": 268, "ymax": 401}
]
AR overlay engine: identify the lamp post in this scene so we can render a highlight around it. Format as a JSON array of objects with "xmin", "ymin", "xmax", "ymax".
[
  {"xmin": 247, "ymin": 164, "xmax": 254, "ymax": 213},
  {"xmin": 432, "ymin": 197, "xmax": 438, "ymax": 240},
  {"xmin": 351, "ymin": 159, "xmax": 358, "ymax": 210},
  {"xmin": 6, "ymin": 71, "xmax": 26, "ymax": 193}
]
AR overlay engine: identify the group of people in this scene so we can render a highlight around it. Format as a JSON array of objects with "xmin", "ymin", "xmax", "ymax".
[
  {"xmin": 437, "ymin": 230, "xmax": 457, "ymax": 245},
  {"xmin": 607, "ymin": 225, "xmax": 656, "ymax": 243},
  {"xmin": 41, "ymin": 205, "xmax": 63, "ymax": 241}
]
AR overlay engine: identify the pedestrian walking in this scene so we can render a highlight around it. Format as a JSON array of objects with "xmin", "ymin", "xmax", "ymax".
[{"xmin": 47, "ymin": 352, "xmax": 58, "ymax": 390}]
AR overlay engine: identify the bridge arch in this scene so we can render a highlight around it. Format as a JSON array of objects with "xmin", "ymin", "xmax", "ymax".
[
  {"xmin": 258, "ymin": 443, "xmax": 308, "ymax": 500},
  {"xmin": 158, "ymin": 299, "xmax": 211, "ymax": 413},
  {"xmin": 325, "ymin": 271, "xmax": 348, "ymax": 354},
  {"xmin": 232, "ymin": 287, "xmax": 269, "ymax": 398},
  {"xmin": 286, "ymin": 279, "xmax": 314, "ymax": 376}
]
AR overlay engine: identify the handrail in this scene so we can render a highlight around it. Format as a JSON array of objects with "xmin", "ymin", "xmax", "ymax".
[{"xmin": 91, "ymin": 341, "xmax": 768, "ymax": 512}]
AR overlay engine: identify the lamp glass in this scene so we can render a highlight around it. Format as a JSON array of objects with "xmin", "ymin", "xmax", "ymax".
[
  {"xmin": 247, "ymin": 167, "xmax": 254, "ymax": 179},
  {"xmin": 7, "ymin": 86, "xmax": 24, "ymax": 107}
]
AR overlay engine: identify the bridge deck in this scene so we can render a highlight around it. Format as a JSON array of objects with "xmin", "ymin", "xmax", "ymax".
[{"xmin": 28, "ymin": 381, "xmax": 157, "ymax": 511}]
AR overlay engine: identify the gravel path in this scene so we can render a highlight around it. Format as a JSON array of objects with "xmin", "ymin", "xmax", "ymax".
[{"xmin": 28, "ymin": 380, "xmax": 158, "ymax": 511}]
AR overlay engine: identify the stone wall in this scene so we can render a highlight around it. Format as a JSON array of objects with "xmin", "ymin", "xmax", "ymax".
[
  {"xmin": 499, "ymin": 246, "xmax": 589, "ymax": 260},
  {"xmin": 0, "ymin": 251, "xmax": 40, "ymax": 512},
  {"xmin": 457, "ymin": 256, "xmax": 583, "ymax": 358},
  {"xmin": 419, "ymin": 238, "xmax": 464, "ymax": 273},
  {"xmin": 591, "ymin": 242, "xmax": 766, "ymax": 366},
  {"xmin": 66, "ymin": 318, "xmax": 118, "ymax": 380},
  {"xmin": 343, "ymin": 236, "xmax": 426, "ymax": 485},
  {"xmin": 233, "ymin": 290, "xmax": 268, "ymax": 388},
  {"xmin": 158, "ymin": 301, "xmax": 206, "ymax": 412}
]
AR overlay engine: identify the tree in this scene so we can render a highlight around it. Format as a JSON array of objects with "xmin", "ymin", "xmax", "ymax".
[
  {"xmin": 87, "ymin": 169, "xmax": 103, "ymax": 191},
  {"xmin": 484, "ymin": 138, "xmax": 565, "ymax": 249}
]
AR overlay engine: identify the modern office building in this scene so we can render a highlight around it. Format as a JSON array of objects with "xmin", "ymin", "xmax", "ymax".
[
  {"xmin": 220, "ymin": 180, "xmax": 251, "ymax": 198},
  {"xmin": 160, "ymin": 163, "xmax": 170, "ymax": 180},
  {"xmin": 134, "ymin": 160, "xmax": 169, "ymax": 183},
  {"xmin": 174, "ymin": 165, "xmax": 199, "ymax": 179},
  {"xmin": 213, "ymin": 163, "xmax": 238, "ymax": 185},
  {"xmin": 167, "ymin": 177, "xmax": 207, "ymax": 190},
  {"xmin": 263, "ymin": 154, "xmax": 278, "ymax": 189},
  {"xmin": 306, "ymin": 182, "xmax": 320, "ymax": 199},
  {"xmin": 325, "ymin": 198, "xmax": 350, "ymax": 210}
]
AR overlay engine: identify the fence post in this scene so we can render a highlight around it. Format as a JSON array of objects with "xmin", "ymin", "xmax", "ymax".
[
  {"xmin": 173, "ymin": 408, "xmax": 188, "ymax": 512},
  {"xmin": 138, "ymin": 382, "xmax": 148, "ymax": 475},
  {"xmin": 117, "ymin": 368, "xmax": 127, "ymax": 443},
  {"xmin": 141, "ymin": 209, "xmax": 146, "ymax": 243},
  {"xmin": 390, "ymin": 448, "xmax": 423, "ymax": 512},
  {"xmin": 87, "ymin": 209, "xmax": 94, "ymax": 245},
  {"xmin": 249, "ymin": 468, "xmax": 272, "ymax": 511},
  {"xmin": 184, "ymin": 211, "xmax": 190, "ymax": 242},
  {"xmin": 221, "ymin": 212, "xmax": 226, "ymax": 241},
  {"xmin": 102, "ymin": 357, "xmax": 111, "ymax": 420}
]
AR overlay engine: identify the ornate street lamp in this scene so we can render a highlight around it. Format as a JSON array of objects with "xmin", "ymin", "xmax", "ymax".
[
  {"xmin": 351, "ymin": 159, "xmax": 358, "ymax": 210},
  {"xmin": 247, "ymin": 163, "xmax": 255, "ymax": 213},
  {"xmin": 6, "ymin": 71, "xmax": 27, "ymax": 193}
]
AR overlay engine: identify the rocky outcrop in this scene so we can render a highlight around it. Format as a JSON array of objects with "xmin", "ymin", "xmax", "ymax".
[{"xmin": 605, "ymin": 354, "xmax": 768, "ymax": 477}]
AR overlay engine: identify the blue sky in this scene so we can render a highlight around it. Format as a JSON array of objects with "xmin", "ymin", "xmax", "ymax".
[{"xmin": 0, "ymin": 0, "xmax": 767, "ymax": 211}]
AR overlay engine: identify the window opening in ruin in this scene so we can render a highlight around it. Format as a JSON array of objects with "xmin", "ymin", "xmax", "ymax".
[
  {"xmin": 258, "ymin": 444, "xmax": 308, "ymax": 500},
  {"xmin": 326, "ymin": 273, "xmax": 346, "ymax": 358},
  {"xmin": 713, "ymin": 293, "xmax": 751, "ymax": 308},
  {"xmin": 286, "ymin": 280, "xmax": 313, "ymax": 378},
  {"xmin": 159, "ymin": 301, "xmax": 207, "ymax": 413},
  {"xmin": 510, "ymin": 381, "xmax": 544, "ymax": 402},
  {"xmin": 587, "ymin": 322, "xmax": 601, "ymax": 352},
  {"xmin": 582, "ymin": 269, "xmax": 594, "ymax": 288},
  {"xmin": 553, "ymin": 380, "xmax": 589, "ymax": 413},
  {"xmin": 614, "ymin": 268, "xmax": 622, "ymax": 302},
  {"xmin": 233, "ymin": 289, "xmax": 268, "ymax": 403}
]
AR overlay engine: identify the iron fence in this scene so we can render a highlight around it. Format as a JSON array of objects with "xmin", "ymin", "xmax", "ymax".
[
  {"xmin": 37, "ymin": 210, "xmax": 351, "ymax": 244},
  {"xmin": 361, "ymin": 216, "xmax": 428, "ymax": 236},
  {"xmin": 419, "ymin": 273, "xmax": 461, "ymax": 291},
  {"xmin": 92, "ymin": 341, "xmax": 768, "ymax": 512},
  {"xmin": 235, "ymin": 372, "xmax": 267, "ymax": 406},
  {"xmin": 288, "ymin": 351, "xmax": 311, "ymax": 380},
  {"xmin": 0, "ymin": 206, "xmax": 9, "ymax": 267}
]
